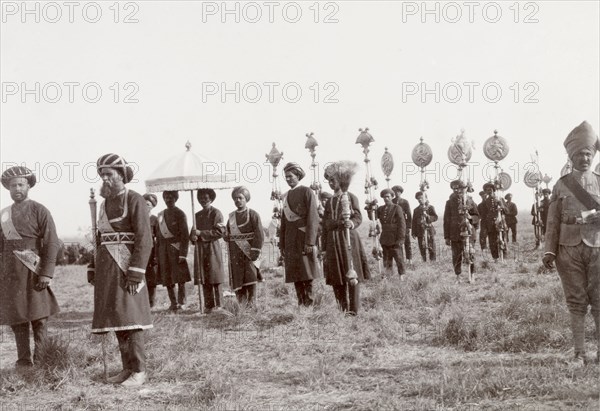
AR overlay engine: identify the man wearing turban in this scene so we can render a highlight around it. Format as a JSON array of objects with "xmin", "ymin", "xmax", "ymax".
[
  {"xmin": 443, "ymin": 180, "xmax": 479, "ymax": 282},
  {"xmin": 0, "ymin": 166, "xmax": 60, "ymax": 368},
  {"xmin": 157, "ymin": 190, "xmax": 191, "ymax": 311},
  {"xmin": 88, "ymin": 153, "xmax": 153, "ymax": 386},
  {"xmin": 531, "ymin": 188, "xmax": 551, "ymax": 248},
  {"xmin": 376, "ymin": 188, "xmax": 406, "ymax": 277},
  {"xmin": 412, "ymin": 191, "xmax": 438, "ymax": 262},
  {"xmin": 391, "ymin": 185, "xmax": 413, "ymax": 267},
  {"xmin": 280, "ymin": 162, "xmax": 320, "ymax": 306},
  {"xmin": 543, "ymin": 121, "xmax": 600, "ymax": 366},
  {"xmin": 226, "ymin": 186, "xmax": 264, "ymax": 306},
  {"xmin": 190, "ymin": 189, "xmax": 226, "ymax": 313},
  {"xmin": 142, "ymin": 193, "xmax": 160, "ymax": 308}
]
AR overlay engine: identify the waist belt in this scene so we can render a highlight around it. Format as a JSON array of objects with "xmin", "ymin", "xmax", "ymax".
[
  {"xmin": 227, "ymin": 233, "xmax": 254, "ymax": 241},
  {"xmin": 100, "ymin": 232, "xmax": 135, "ymax": 245},
  {"xmin": 562, "ymin": 218, "xmax": 589, "ymax": 225}
]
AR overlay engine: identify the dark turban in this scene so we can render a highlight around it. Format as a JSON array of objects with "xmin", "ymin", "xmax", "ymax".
[
  {"xmin": 380, "ymin": 188, "xmax": 394, "ymax": 198},
  {"xmin": 283, "ymin": 162, "xmax": 306, "ymax": 180},
  {"xmin": 541, "ymin": 188, "xmax": 551, "ymax": 195},
  {"xmin": 143, "ymin": 193, "xmax": 157, "ymax": 208},
  {"xmin": 450, "ymin": 180, "xmax": 466, "ymax": 189},
  {"xmin": 1, "ymin": 166, "xmax": 36, "ymax": 190},
  {"xmin": 391, "ymin": 185, "xmax": 404, "ymax": 194},
  {"xmin": 483, "ymin": 182, "xmax": 496, "ymax": 192},
  {"xmin": 163, "ymin": 190, "xmax": 179, "ymax": 201},
  {"xmin": 504, "ymin": 193, "xmax": 512, "ymax": 200},
  {"xmin": 197, "ymin": 188, "xmax": 216, "ymax": 202},
  {"xmin": 232, "ymin": 186, "xmax": 251, "ymax": 202},
  {"xmin": 479, "ymin": 191, "xmax": 485, "ymax": 196},
  {"xmin": 97, "ymin": 153, "xmax": 134, "ymax": 184},
  {"xmin": 564, "ymin": 121, "xmax": 599, "ymax": 159},
  {"xmin": 415, "ymin": 191, "xmax": 425, "ymax": 200}
]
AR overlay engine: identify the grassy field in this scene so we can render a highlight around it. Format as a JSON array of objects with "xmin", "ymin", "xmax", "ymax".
[{"xmin": 1, "ymin": 222, "xmax": 598, "ymax": 410}]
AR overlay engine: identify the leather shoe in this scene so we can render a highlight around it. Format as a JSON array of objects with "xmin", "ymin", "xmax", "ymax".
[
  {"xmin": 121, "ymin": 371, "xmax": 146, "ymax": 387},
  {"xmin": 107, "ymin": 369, "xmax": 131, "ymax": 384}
]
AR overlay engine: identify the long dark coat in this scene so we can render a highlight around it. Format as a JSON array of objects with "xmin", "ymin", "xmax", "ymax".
[
  {"xmin": 226, "ymin": 208, "xmax": 264, "ymax": 291},
  {"xmin": 443, "ymin": 194, "xmax": 479, "ymax": 242},
  {"xmin": 322, "ymin": 192, "xmax": 371, "ymax": 285},
  {"xmin": 157, "ymin": 206, "xmax": 191, "ymax": 286},
  {"xmin": 192, "ymin": 206, "xmax": 225, "ymax": 285},
  {"xmin": 0, "ymin": 200, "xmax": 60, "ymax": 326},
  {"xmin": 280, "ymin": 185, "xmax": 320, "ymax": 283},
  {"xmin": 89, "ymin": 189, "xmax": 153, "ymax": 333},
  {"xmin": 376, "ymin": 203, "xmax": 406, "ymax": 246}
]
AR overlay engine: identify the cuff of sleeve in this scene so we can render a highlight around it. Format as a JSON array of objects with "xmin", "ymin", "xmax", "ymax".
[{"xmin": 127, "ymin": 267, "xmax": 145, "ymax": 282}]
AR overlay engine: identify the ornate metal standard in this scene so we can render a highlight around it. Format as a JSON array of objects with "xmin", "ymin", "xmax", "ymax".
[
  {"xmin": 305, "ymin": 132, "xmax": 324, "ymax": 270},
  {"xmin": 483, "ymin": 129, "xmax": 510, "ymax": 262},
  {"xmin": 448, "ymin": 130, "xmax": 475, "ymax": 282},
  {"xmin": 412, "ymin": 137, "xmax": 434, "ymax": 261},
  {"xmin": 266, "ymin": 142, "xmax": 284, "ymax": 266},
  {"xmin": 526, "ymin": 151, "xmax": 544, "ymax": 248},
  {"xmin": 381, "ymin": 147, "xmax": 394, "ymax": 189},
  {"xmin": 412, "ymin": 137, "xmax": 433, "ymax": 193},
  {"xmin": 356, "ymin": 128, "xmax": 382, "ymax": 275},
  {"xmin": 305, "ymin": 132, "xmax": 321, "ymax": 198}
]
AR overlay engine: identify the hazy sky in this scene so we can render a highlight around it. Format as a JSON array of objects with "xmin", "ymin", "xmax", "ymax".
[{"xmin": 1, "ymin": 1, "xmax": 599, "ymax": 238}]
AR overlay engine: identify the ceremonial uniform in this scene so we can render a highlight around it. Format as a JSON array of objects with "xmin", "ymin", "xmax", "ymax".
[
  {"xmin": 145, "ymin": 214, "xmax": 159, "ymax": 307},
  {"xmin": 322, "ymin": 192, "xmax": 371, "ymax": 313},
  {"xmin": 1, "ymin": 184, "xmax": 60, "ymax": 366},
  {"xmin": 192, "ymin": 205, "xmax": 226, "ymax": 311},
  {"xmin": 482, "ymin": 192, "xmax": 508, "ymax": 260},
  {"xmin": 531, "ymin": 193, "xmax": 550, "ymax": 246},
  {"xmin": 157, "ymin": 205, "xmax": 192, "ymax": 309},
  {"xmin": 394, "ymin": 196, "xmax": 413, "ymax": 261},
  {"xmin": 376, "ymin": 202, "xmax": 406, "ymax": 275},
  {"xmin": 412, "ymin": 203, "xmax": 438, "ymax": 261},
  {"xmin": 504, "ymin": 197, "xmax": 518, "ymax": 243},
  {"xmin": 443, "ymin": 189, "xmax": 479, "ymax": 276},
  {"xmin": 280, "ymin": 184, "xmax": 320, "ymax": 306},
  {"xmin": 89, "ymin": 153, "xmax": 153, "ymax": 386},
  {"xmin": 543, "ymin": 120, "xmax": 600, "ymax": 363},
  {"xmin": 226, "ymin": 207, "xmax": 264, "ymax": 305},
  {"xmin": 477, "ymin": 198, "xmax": 488, "ymax": 250}
]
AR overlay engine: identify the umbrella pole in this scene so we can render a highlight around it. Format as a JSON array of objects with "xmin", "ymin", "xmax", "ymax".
[{"xmin": 191, "ymin": 190, "xmax": 204, "ymax": 314}]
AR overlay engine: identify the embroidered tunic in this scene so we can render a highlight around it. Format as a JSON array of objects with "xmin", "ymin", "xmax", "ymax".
[
  {"xmin": 280, "ymin": 185, "xmax": 320, "ymax": 283},
  {"xmin": 157, "ymin": 206, "xmax": 192, "ymax": 285},
  {"xmin": 0, "ymin": 200, "xmax": 60, "ymax": 325},
  {"xmin": 226, "ymin": 208, "xmax": 264, "ymax": 291},
  {"xmin": 192, "ymin": 206, "xmax": 226, "ymax": 285},
  {"xmin": 89, "ymin": 189, "xmax": 153, "ymax": 333}
]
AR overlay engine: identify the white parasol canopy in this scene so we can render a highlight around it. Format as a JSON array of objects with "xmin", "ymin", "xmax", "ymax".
[{"xmin": 145, "ymin": 141, "xmax": 236, "ymax": 193}]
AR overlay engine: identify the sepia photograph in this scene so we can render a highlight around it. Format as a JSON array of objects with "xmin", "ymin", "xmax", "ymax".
[{"xmin": 1, "ymin": 1, "xmax": 599, "ymax": 409}]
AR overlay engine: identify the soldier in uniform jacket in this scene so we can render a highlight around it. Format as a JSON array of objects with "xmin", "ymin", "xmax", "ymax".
[
  {"xmin": 443, "ymin": 180, "xmax": 479, "ymax": 281},
  {"xmin": 504, "ymin": 193, "xmax": 518, "ymax": 243},
  {"xmin": 542, "ymin": 121, "xmax": 600, "ymax": 366},
  {"xmin": 376, "ymin": 188, "xmax": 406, "ymax": 277},
  {"xmin": 412, "ymin": 191, "xmax": 438, "ymax": 262},
  {"xmin": 481, "ymin": 182, "xmax": 509, "ymax": 261},
  {"xmin": 391, "ymin": 185, "xmax": 413, "ymax": 265}
]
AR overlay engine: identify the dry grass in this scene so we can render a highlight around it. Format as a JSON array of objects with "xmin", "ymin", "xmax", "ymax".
[{"xmin": 1, "ymin": 223, "xmax": 598, "ymax": 410}]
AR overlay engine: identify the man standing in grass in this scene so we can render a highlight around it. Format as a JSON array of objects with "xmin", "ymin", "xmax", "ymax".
[
  {"xmin": 504, "ymin": 193, "xmax": 518, "ymax": 243},
  {"xmin": 392, "ymin": 185, "xmax": 413, "ymax": 267},
  {"xmin": 543, "ymin": 121, "xmax": 600, "ymax": 366},
  {"xmin": 88, "ymin": 153, "xmax": 153, "ymax": 386},
  {"xmin": 377, "ymin": 188, "xmax": 406, "ymax": 278},
  {"xmin": 0, "ymin": 166, "xmax": 60, "ymax": 368},
  {"xmin": 280, "ymin": 162, "xmax": 320, "ymax": 307}
]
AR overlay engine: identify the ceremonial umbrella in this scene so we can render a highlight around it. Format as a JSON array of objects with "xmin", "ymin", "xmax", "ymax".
[{"xmin": 145, "ymin": 141, "xmax": 237, "ymax": 313}]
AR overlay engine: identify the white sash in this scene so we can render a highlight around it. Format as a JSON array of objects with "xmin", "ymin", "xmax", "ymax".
[{"xmin": 158, "ymin": 210, "xmax": 180, "ymax": 251}]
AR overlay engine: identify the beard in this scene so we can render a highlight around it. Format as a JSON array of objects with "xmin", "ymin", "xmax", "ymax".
[{"xmin": 100, "ymin": 183, "xmax": 115, "ymax": 198}]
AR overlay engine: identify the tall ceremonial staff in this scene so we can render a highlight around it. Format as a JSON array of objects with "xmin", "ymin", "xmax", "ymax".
[
  {"xmin": 337, "ymin": 162, "xmax": 360, "ymax": 286},
  {"xmin": 305, "ymin": 132, "xmax": 324, "ymax": 272},
  {"xmin": 483, "ymin": 130, "xmax": 511, "ymax": 262},
  {"xmin": 381, "ymin": 147, "xmax": 394, "ymax": 189},
  {"xmin": 412, "ymin": 137, "xmax": 433, "ymax": 261},
  {"xmin": 448, "ymin": 129, "xmax": 475, "ymax": 283},
  {"xmin": 525, "ymin": 150, "xmax": 544, "ymax": 248},
  {"xmin": 266, "ymin": 142, "xmax": 284, "ymax": 267},
  {"xmin": 356, "ymin": 128, "xmax": 382, "ymax": 275},
  {"xmin": 88, "ymin": 188, "xmax": 109, "ymax": 382}
]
